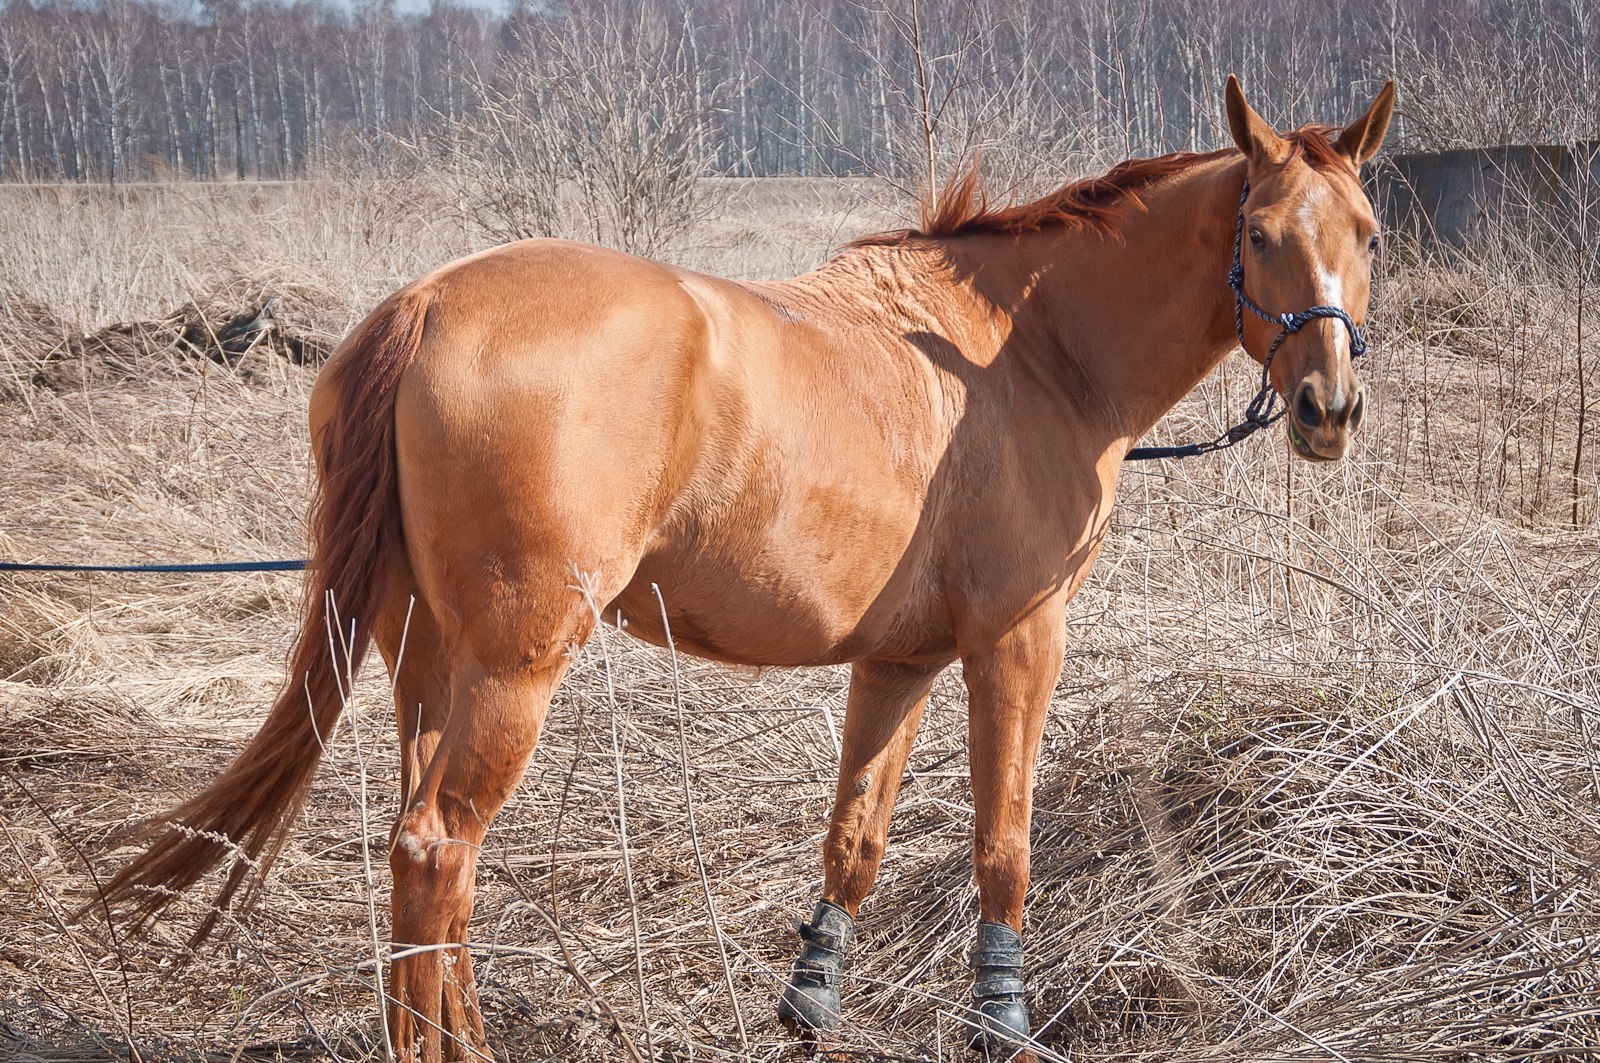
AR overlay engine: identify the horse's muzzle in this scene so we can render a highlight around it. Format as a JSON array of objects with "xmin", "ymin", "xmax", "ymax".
[{"xmin": 1288, "ymin": 379, "xmax": 1364, "ymax": 461}]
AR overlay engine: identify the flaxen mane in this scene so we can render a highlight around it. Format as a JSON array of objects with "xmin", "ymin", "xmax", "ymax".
[{"xmin": 859, "ymin": 125, "xmax": 1353, "ymax": 246}]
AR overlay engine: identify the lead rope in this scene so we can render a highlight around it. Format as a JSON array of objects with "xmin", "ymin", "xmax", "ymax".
[
  {"xmin": 1125, "ymin": 178, "xmax": 1368, "ymax": 462},
  {"xmin": 0, "ymin": 558, "xmax": 306, "ymax": 573}
]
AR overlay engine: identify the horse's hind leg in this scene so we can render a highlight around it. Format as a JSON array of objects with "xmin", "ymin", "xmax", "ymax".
[
  {"xmin": 779, "ymin": 658, "xmax": 944, "ymax": 1035},
  {"xmin": 376, "ymin": 587, "xmax": 489, "ymax": 1056},
  {"xmin": 386, "ymin": 585, "xmax": 594, "ymax": 1063},
  {"xmin": 376, "ymin": 580, "xmax": 450, "ymax": 807}
]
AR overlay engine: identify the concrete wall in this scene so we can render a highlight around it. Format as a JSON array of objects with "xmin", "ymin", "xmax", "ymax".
[{"xmin": 1368, "ymin": 143, "xmax": 1600, "ymax": 249}]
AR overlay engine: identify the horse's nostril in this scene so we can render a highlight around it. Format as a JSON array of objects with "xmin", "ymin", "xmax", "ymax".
[
  {"xmin": 1348, "ymin": 390, "xmax": 1365, "ymax": 430},
  {"xmin": 1295, "ymin": 383, "xmax": 1323, "ymax": 429}
]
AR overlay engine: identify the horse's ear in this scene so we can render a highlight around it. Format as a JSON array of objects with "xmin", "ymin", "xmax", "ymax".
[
  {"xmin": 1225, "ymin": 74, "xmax": 1288, "ymax": 165},
  {"xmin": 1334, "ymin": 81, "xmax": 1396, "ymax": 167}
]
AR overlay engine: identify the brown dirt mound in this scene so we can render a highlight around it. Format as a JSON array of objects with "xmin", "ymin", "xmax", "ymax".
[
  {"xmin": 0, "ymin": 296, "xmax": 73, "ymax": 398},
  {"xmin": 13, "ymin": 296, "xmax": 333, "ymax": 394}
]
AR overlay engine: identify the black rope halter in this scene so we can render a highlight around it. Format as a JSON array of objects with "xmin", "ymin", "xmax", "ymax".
[{"xmin": 1125, "ymin": 178, "xmax": 1368, "ymax": 462}]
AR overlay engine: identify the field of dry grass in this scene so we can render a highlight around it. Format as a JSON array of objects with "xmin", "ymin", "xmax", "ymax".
[{"xmin": 3, "ymin": 175, "xmax": 1600, "ymax": 1062}]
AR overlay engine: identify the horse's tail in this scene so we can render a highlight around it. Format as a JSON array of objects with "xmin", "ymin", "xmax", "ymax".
[{"xmin": 98, "ymin": 286, "xmax": 433, "ymax": 943}]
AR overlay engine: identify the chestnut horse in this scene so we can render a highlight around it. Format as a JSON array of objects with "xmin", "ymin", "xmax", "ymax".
[{"xmin": 102, "ymin": 77, "xmax": 1394, "ymax": 1059}]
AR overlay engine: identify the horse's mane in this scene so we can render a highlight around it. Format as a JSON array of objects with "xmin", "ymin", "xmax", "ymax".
[{"xmin": 855, "ymin": 125, "xmax": 1353, "ymax": 247}]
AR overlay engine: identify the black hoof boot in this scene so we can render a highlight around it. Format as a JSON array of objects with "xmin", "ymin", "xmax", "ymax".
[
  {"xmin": 963, "ymin": 921, "xmax": 1031, "ymax": 1054},
  {"xmin": 777, "ymin": 900, "xmax": 854, "ymax": 1035}
]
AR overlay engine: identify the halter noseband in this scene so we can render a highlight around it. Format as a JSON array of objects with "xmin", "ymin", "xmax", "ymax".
[{"xmin": 1125, "ymin": 178, "xmax": 1369, "ymax": 462}]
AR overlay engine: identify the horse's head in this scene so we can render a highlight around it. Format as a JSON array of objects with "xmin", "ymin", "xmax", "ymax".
[{"xmin": 1224, "ymin": 75, "xmax": 1395, "ymax": 462}]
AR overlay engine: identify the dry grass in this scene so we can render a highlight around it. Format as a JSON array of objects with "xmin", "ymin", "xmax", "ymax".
[{"xmin": 2, "ymin": 177, "xmax": 1600, "ymax": 1062}]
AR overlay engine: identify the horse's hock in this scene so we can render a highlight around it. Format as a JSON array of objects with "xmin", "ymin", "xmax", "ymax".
[{"xmin": 1370, "ymin": 142, "xmax": 1600, "ymax": 249}]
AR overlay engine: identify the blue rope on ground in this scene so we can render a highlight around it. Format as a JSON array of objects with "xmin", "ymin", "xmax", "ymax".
[{"xmin": 0, "ymin": 559, "xmax": 307, "ymax": 573}]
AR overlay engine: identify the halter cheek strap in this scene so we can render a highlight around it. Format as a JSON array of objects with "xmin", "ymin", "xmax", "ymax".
[
  {"xmin": 1229, "ymin": 178, "xmax": 1369, "ymax": 399},
  {"xmin": 1125, "ymin": 178, "xmax": 1370, "ymax": 462}
]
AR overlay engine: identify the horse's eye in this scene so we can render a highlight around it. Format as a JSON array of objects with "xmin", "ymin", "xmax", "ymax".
[
  {"xmin": 1248, "ymin": 227, "xmax": 1265, "ymax": 248},
  {"xmin": 1367, "ymin": 233, "xmax": 1381, "ymax": 254}
]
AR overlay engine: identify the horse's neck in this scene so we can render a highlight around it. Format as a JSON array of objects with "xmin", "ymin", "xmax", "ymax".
[{"xmin": 991, "ymin": 156, "xmax": 1248, "ymax": 452}]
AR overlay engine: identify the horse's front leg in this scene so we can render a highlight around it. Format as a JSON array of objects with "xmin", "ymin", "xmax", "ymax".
[
  {"xmin": 778, "ymin": 657, "xmax": 946, "ymax": 1036},
  {"xmin": 960, "ymin": 606, "xmax": 1066, "ymax": 1055}
]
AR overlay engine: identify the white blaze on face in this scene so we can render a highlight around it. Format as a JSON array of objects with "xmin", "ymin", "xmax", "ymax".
[{"xmin": 1299, "ymin": 183, "xmax": 1351, "ymax": 409}]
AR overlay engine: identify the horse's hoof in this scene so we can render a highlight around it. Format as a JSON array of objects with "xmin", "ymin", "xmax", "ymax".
[
  {"xmin": 963, "ymin": 994, "xmax": 1031, "ymax": 1053},
  {"xmin": 777, "ymin": 976, "xmax": 843, "ymax": 1034},
  {"xmin": 776, "ymin": 899, "xmax": 854, "ymax": 1035},
  {"xmin": 964, "ymin": 921, "xmax": 1031, "ymax": 1055}
]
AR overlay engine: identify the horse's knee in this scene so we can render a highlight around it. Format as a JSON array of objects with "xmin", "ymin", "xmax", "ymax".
[{"xmin": 390, "ymin": 808, "xmax": 478, "ymax": 932}]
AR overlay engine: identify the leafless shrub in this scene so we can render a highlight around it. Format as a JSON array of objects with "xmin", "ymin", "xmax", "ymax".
[
  {"xmin": 1392, "ymin": 4, "xmax": 1599, "ymax": 151},
  {"xmin": 428, "ymin": 2, "xmax": 721, "ymax": 257}
]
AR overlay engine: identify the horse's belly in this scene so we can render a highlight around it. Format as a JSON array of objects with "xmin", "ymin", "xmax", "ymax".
[{"xmin": 604, "ymin": 528, "xmax": 945, "ymax": 667}]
